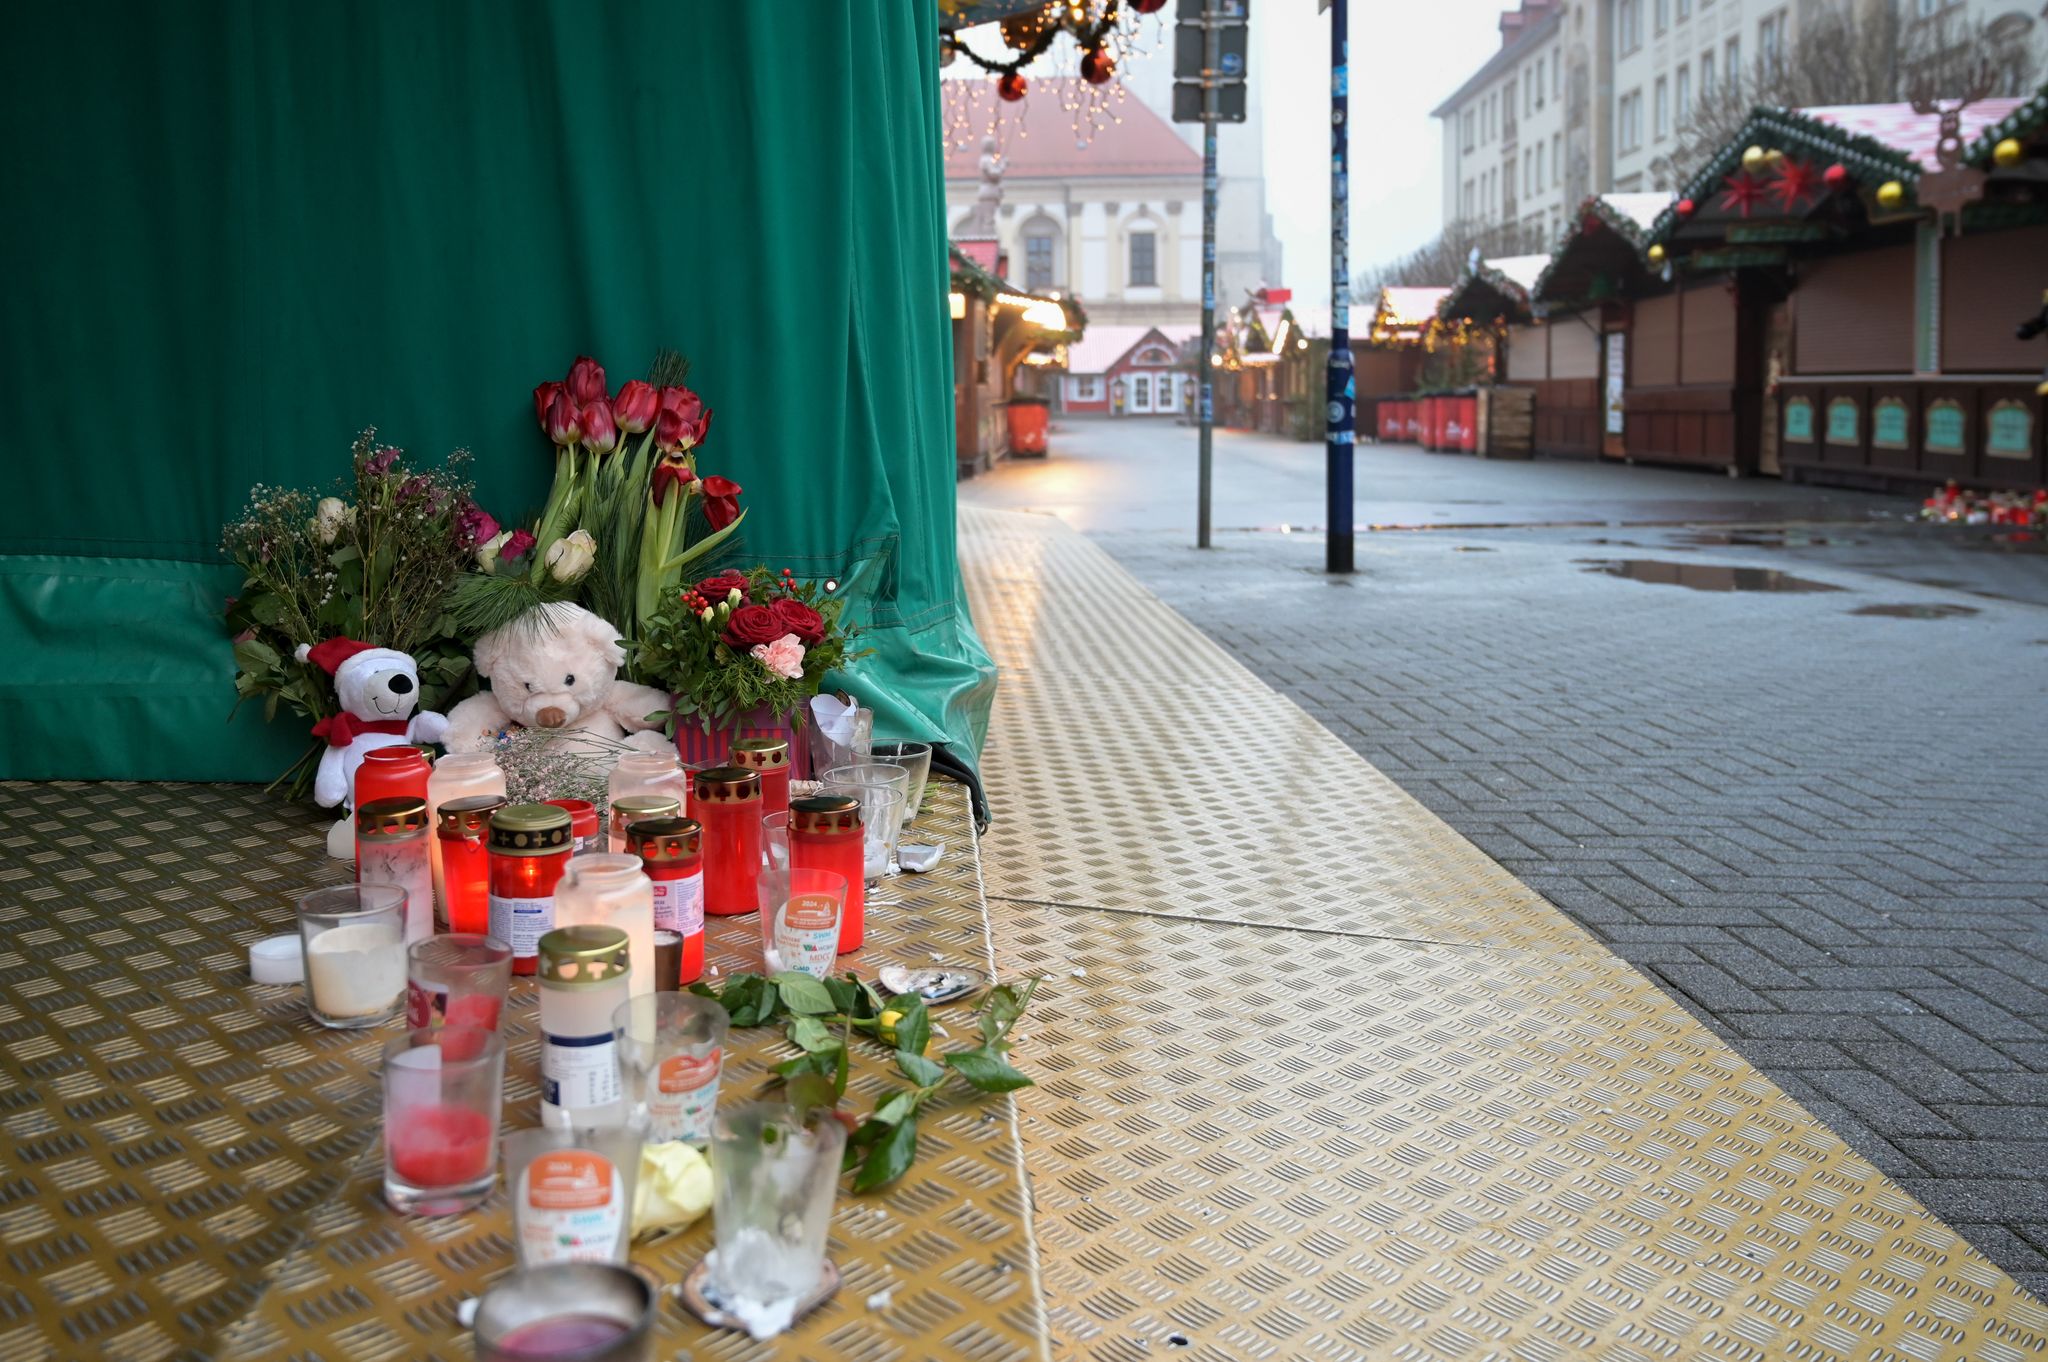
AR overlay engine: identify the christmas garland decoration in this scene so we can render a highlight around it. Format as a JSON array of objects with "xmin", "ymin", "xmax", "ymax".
[
  {"xmin": 1963, "ymin": 83, "xmax": 2048, "ymax": 167},
  {"xmin": 943, "ymin": 0, "xmax": 1124, "ymax": 77}
]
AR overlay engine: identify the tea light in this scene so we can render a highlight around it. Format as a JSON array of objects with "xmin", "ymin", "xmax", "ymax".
[{"xmin": 472, "ymin": 1262, "xmax": 654, "ymax": 1362}]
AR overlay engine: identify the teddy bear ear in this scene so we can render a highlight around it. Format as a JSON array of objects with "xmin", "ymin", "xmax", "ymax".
[
  {"xmin": 574, "ymin": 607, "xmax": 626, "ymax": 670},
  {"xmin": 471, "ymin": 628, "xmax": 506, "ymax": 680}
]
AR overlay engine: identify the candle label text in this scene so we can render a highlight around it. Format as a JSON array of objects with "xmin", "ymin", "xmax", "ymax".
[
  {"xmin": 542, "ymin": 1029, "xmax": 621, "ymax": 1113},
  {"xmin": 774, "ymin": 893, "xmax": 841, "ymax": 980},
  {"xmin": 650, "ymin": 1048, "xmax": 722, "ymax": 1143},
  {"xmin": 488, "ymin": 892, "xmax": 555, "ymax": 958},
  {"xmin": 518, "ymin": 1150, "xmax": 623, "ymax": 1264},
  {"xmin": 652, "ymin": 871, "xmax": 705, "ymax": 936}
]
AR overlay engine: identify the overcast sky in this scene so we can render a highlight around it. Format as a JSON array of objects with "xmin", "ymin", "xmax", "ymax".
[{"xmin": 1253, "ymin": 1, "xmax": 1505, "ymax": 310}]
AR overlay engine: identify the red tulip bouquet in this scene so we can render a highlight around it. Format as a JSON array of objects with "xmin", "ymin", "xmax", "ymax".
[
  {"xmin": 448, "ymin": 351, "xmax": 746, "ymax": 658},
  {"xmin": 635, "ymin": 568, "xmax": 862, "ymax": 737}
]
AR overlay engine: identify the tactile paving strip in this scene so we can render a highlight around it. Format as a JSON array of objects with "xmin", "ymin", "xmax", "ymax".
[
  {"xmin": 961, "ymin": 507, "xmax": 1601, "ymax": 955},
  {"xmin": 0, "ymin": 778, "xmax": 1047, "ymax": 1362},
  {"xmin": 998, "ymin": 903, "xmax": 2048, "ymax": 1362}
]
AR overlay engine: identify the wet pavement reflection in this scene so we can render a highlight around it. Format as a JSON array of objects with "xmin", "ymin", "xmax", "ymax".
[{"xmin": 1579, "ymin": 559, "xmax": 1844, "ymax": 592}]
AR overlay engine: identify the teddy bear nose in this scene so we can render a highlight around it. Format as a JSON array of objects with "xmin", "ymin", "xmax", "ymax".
[
  {"xmin": 388, "ymin": 675, "xmax": 413, "ymax": 694},
  {"xmin": 535, "ymin": 707, "xmax": 567, "ymax": 729}
]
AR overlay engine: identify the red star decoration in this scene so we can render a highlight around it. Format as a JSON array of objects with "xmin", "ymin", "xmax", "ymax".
[
  {"xmin": 1719, "ymin": 170, "xmax": 1767, "ymax": 218},
  {"xmin": 1771, "ymin": 157, "xmax": 1821, "ymax": 212}
]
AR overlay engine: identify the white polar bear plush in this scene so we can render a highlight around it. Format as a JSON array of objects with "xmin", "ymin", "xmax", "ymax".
[
  {"xmin": 296, "ymin": 637, "xmax": 450, "ymax": 810},
  {"xmin": 442, "ymin": 603, "xmax": 673, "ymax": 759}
]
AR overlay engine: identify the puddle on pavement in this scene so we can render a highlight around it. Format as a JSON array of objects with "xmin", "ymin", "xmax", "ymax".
[
  {"xmin": 1851, "ymin": 603, "xmax": 1982, "ymax": 619},
  {"xmin": 1579, "ymin": 559, "xmax": 1843, "ymax": 592},
  {"xmin": 1452, "ymin": 546, "xmax": 1495, "ymax": 552},
  {"xmin": 1676, "ymin": 529, "xmax": 1852, "ymax": 548}
]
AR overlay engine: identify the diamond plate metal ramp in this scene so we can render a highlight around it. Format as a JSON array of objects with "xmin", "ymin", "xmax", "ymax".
[{"xmin": 960, "ymin": 505, "xmax": 2047, "ymax": 1361}]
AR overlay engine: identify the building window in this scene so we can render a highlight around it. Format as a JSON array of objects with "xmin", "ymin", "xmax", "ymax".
[
  {"xmin": 1759, "ymin": 10, "xmax": 1785, "ymax": 71},
  {"xmin": 1676, "ymin": 64, "xmax": 1691, "ymax": 121},
  {"xmin": 1654, "ymin": 77, "xmax": 1669, "ymax": 139},
  {"xmin": 1552, "ymin": 132, "xmax": 1562, "ymax": 185},
  {"xmin": 1072, "ymin": 375, "xmax": 1100, "ymax": 401},
  {"xmin": 1024, "ymin": 233, "xmax": 1056, "ymax": 291},
  {"xmin": 1619, "ymin": 90, "xmax": 1642, "ymax": 152},
  {"xmin": 1655, "ymin": 0, "xmax": 1668, "ymax": 33},
  {"xmin": 1552, "ymin": 50, "xmax": 1562, "ymax": 98},
  {"xmin": 1127, "ymin": 231, "xmax": 1157, "ymax": 287},
  {"xmin": 1525, "ymin": 71, "xmax": 1534, "ymax": 116},
  {"xmin": 1700, "ymin": 50, "xmax": 1715, "ymax": 94},
  {"xmin": 1463, "ymin": 179, "xmax": 1476, "ymax": 218},
  {"xmin": 1533, "ymin": 61, "xmax": 1544, "ymax": 109},
  {"xmin": 1536, "ymin": 140, "xmax": 1546, "ymax": 189},
  {"xmin": 1725, "ymin": 37, "xmax": 1740, "ymax": 84},
  {"xmin": 1462, "ymin": 109, "xmax": 1475, "ymax": 151},
  {"xmin": 1678, "ymin": 0, "xmax": 1691, "ymax": 19},
  {"xmin": 1620, "ymin": 0, "xmax": 1641, "ymax": 53},
  {"xmin": 1505, "ymin": 77, "xmax": 1517, "ymax": 129},
  {"xmin": 1131, "ymin": 374, "xmax": 1149, "ymax": 408}
]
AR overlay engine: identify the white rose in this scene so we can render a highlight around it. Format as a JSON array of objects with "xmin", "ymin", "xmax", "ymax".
[
  {"xmin": 313, "ymin": 497, "xmax": 353, "ymax": 545},
  {"xmin": 476, "ymin": 529, "xmax": 512, "ymax": 572},
  {"xmin": 545, "ymin": 528, "xmax": 597, "ymax": 583}
]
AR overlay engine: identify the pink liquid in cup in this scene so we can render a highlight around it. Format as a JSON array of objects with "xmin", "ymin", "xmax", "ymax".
[
  {"xmin": 496, "ymin": 1315, "xmax": 631, "ymax": 1355},
  {"xmin": 445, "ymin": 992, "xmax": 503, "ymax": 1032},
  {"xmin": 389, "ymin": 1104, "xmax": 494, "ymax": 1187}
]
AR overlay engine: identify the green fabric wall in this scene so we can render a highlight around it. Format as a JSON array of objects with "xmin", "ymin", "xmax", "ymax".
[{"xmin": 0, "ymin": 1, "xmax": 992, "ymax": 782}]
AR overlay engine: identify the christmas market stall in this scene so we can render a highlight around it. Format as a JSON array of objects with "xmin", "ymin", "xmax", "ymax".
[
  {"xmin": 1360, "ymin": 286, "xmax": 1450, "ymax": 446},
  {"xmin": 1436, "ymin": 253, "xmax": 1548, "ymax": 457},
  {"xmin": 949, "ymin": 244, "xmax": 1086, "ymax": 476},
  {"xmin": 1528, "ymin": 194, "xmax": 1673, "ymax": 463},
  {"xmin": 1643, "ymin": 88, "xmax": 2048, "ymax": 490},
  {"xmin": 1058, "ymin": 324, "xmax": 1187, "ymax": 419},
  {"xmin": 1214, "ymin": 304, "xmax": 1315, "ymax": 435}
]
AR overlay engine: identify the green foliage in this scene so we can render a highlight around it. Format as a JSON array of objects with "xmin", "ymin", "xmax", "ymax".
[
  {"xmin": 637, "ymin": 567, "xmax": 868, "ymax": 737},
  {"xmin": 689, "ymin": 971, "xmax": 1041, "ymax": 1192}
]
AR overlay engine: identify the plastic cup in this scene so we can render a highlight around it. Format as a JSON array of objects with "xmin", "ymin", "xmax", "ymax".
[
  {"xmin": 819, "ymin": 782, "xmax": 905, "ymax": 881},
  {"xmin": 755, "ymin": 866, "xmax": 849, "ymax": 978},
  {"xmin": 869, "ymin": 741, "xmax": 933, "ymax": 831},
  {"xmin": 614, "ymin": 993, "xmax": 730, "ymax": 1145},
  {"xmin": 707, "ymin": 1103, "xmax": 847, "ymax": 1330},
  {"xmin": 382, "ymin": 1027, "xmax": 506, "ymax": 1215},
  {"xmin": 298, "ymin": 884, "xmax": 407, "ymax": 1028}
]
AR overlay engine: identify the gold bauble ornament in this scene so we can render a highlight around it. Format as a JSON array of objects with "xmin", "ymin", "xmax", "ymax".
[
  {"xmin": 1647, "ymin": 243, "xmax": 1667, "ymax": 265},
  {"xmin": 1741, "ymin": 145, "xmax": 1767, "ymax": 172},
  {"xmin": 1875, "ymin": 180, "xmax": 1905, "ymax": 210},
  {"xmin": 1993, "ymin": 137, "xmax": 2024, "ymax": 168}
]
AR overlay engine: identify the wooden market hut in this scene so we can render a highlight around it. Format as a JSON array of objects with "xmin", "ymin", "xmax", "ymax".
[
  {"xmin": 1215, "ymin": 305, "xmax": 1317, "ymax": 435},
  {"xmin": 1641, "ymin": 90, "xmax": 2048, "ymax": 488},
  {"xmin": 1527, "ymin": 194, "xmax": 1674, "ymax": 462},
  {"xmin": 949, "ymin": 244, "xmax": 1085, "ymax": 478},
  {"xmin": 1436, "ymin": 253, "xmax": 1549, "ymax": 457},
  {"xmin": 1358, "ymin": 287, "xmax": 1449, "ymax": 439}
]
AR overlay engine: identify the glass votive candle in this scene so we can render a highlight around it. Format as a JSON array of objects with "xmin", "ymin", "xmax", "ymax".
[
  {"xmin": 506, "ymin": 1125, "xmax": 644, "ymax": 1269},
  {"xmin": 555, "ymin": 855, "xmax": 657, "ymax": 1000},
  {"xmin": 356, "ymin": 797, "xmax": 434, "ymax": 944},
  {"xmin": 406, "ymin": 933, "xmax": 513, "ymax": 1034},
  {"xmin": 473, "ymin": 1263, "xmax": 656, "ymax": 1362},
  {"xmin": 755, "ymin": 865, "xmax": 849, "ymax": 979},
  {"xmin": 608, "ymin": 794, "xmax": 680, "ymax": 860},
  {"xmin": 546, "ymin": 799, "xmax": 603, "ymax": 855},
  {"xmin": 436, "ymin": 795, "xmax": 506, "ymax": 936},
  {"xmin": 819, "ymin": 782, "xmax": 905, "ymax": 884},
  {"xmin": 298, "ymin": 884, "xmax": 408, "ymax": 1029},
  {"xmin": 869, "ymin": 740, "xmax": 933, "ymax": 832},
  {"xmin": 427, "ymin": 752, "xmax": 506, "ymax": 921},
  {"xmin": 788, "ymin": 796, "xmax": 864, "ymax": 954},
  {"xmin": 694, "ymin": 766, "xmax": 762, "ymax": 917},
  {"xmin": 382, "ymin": 1027, "xmax": 506, "ymax": 1216},
  {"xmin": 730, "ymin": 737, "xmax": 792, "ymax": 817},
  {"xmin": 614, "ymin": 993, "xmax": 729, "ymax": 1146},
  {"xmin": 608, "ymin": 753, "xmax": 688, "ymax": 851},
  {"xmin": 706, "ymin": 1102, "xmax": 847, "ymax": 1334}
]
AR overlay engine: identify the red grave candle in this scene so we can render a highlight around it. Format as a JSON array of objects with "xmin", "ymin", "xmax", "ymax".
[
  {"xmin": 355, "ymin": 744, "xmax": 430, "ymax": 808},
  {"xmin": 627, "ymin": 817, "xmax": 704, "ymax": 985},
  {"xmin": 544, "ymin": 798, "xmax": 602, "ymax": 854},
  {"xmin": 730, "ymin": 737, "xmax": 792, "ymax": 818},
  {"xmin": 693, "ymin": 766, "xmax": 762, "ymax": 917},
  {"xmin": 436, "ymin": 795, "xmax": 505, "ymax": 936},
  {"xmin": 486, "ymin": 803, "xmax": 574, "ymax": 976},
  {"xmin": 790, "ymin": 794, "xmax": 866, "ymax": 954}
]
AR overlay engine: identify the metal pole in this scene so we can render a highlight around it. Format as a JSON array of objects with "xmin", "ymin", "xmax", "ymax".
[
  {"xmin": 1196, "ymin": 11, "xmax": 1219, "ymax": 550},
  {"xmin": 1325, "ymin": 0, "xmax": 1354, "ymax": 573}
]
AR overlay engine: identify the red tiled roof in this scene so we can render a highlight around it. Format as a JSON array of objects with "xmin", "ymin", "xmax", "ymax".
[{"xmin": 942, "ymin": 78, "xmax": 1203, "ymax": 180}]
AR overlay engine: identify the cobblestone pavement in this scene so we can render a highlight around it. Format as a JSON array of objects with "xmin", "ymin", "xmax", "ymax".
[{"xmin": 961, "ymin": 420, "xmax": 2048, "ymax": 1294}]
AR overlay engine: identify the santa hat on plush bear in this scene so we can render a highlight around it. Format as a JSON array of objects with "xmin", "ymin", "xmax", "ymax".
[{"xmin": 295, "ymin": 637, "xmax": 414, "ymax": 689}]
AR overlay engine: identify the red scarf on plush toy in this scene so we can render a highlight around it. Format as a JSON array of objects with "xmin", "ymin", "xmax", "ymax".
[{"xmin": 311, "ymin": 713, "xmax": 410, "ymax": 747}]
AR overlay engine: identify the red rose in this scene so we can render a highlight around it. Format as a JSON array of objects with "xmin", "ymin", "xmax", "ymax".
[
  {"xmin": 722, "ymin": 603, "xmax": 783, "ymax": 649},
  {"xmin": 696, "ymin": 571, "xmax": 751, "ymax": 604},
  {"xmin": 770, "ymin": 596, "xmax": 825, "ymax": 646}
]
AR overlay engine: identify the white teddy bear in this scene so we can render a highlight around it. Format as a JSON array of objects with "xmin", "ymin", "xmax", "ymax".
[
  {"xmin": 442, "ymin": 603, "xmax": 673, "ymax": 758},
  {"xmin": 295, "ymin": 637, "xmax": 450, "ymax": 809}
]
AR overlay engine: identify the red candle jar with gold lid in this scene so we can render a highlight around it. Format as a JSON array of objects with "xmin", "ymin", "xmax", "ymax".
[
  {"xmin": 730, "ymin": 737, "xmax": 792, "ymax": 818},
  {"xmin": 355, "ymin": 744, "xmax": 430, "ymax": 808},
  {"xmin": 486, "ymin": 803, "xmax": 573, "ymax": 976},
  {"xmin": 436, "ymin": 795, "xmax": 506, "ymax": 935},
  {"xmin": 627, "ymin": 817, "xmax": 705, "ymax": 985},
  {"xmin": 692, "ymin": 766, "xmax": 761, "ymax": 917},
  {"xmin": 790, "ymin": 794, "xmax": 865, "ymax": 954}
]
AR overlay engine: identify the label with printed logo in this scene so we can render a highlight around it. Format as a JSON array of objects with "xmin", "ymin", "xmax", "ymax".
[
  {"xmin": 648, "ymin": 1048, "xmax": 722, "ymax": 1143},
  {"xmin": 518, "ymin": 1149, "xmax": 621, "ymax": 1263},
  {"xmin": 773, "ymin": 893, "xmax": 841, "ymax": 979},
  {"xmin": 488, "ymin": 893, "xmax": 554, "ymax": 957},
  {"xmin": 651, "ymin": 871, "xmax": 704, "ymax": 935}
]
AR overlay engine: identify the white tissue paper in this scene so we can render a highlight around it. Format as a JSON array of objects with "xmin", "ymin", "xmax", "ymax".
[{"xmin": 807, "ymin": 693, "xmax": 874, "ymax": 773}]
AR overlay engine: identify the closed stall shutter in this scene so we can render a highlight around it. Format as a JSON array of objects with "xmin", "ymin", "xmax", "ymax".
[
  {"xmin": 1942, "ymin": 225, "xmax": 2048, "ymax": 372},
  {"xmin": 1633, "ymin": 292, "xmax": 1679, "ymax": 387},
  {"xmin": 1549, "ymin": 313, "xmax": 1599, "ymax": 378},
  {"xmin": 1681, "ymin": 282, "xmax": 1736, "ymax": 385},
  {"xmin": 1507, "ymin": 324, "xmax": 1549, "ymax": 381},
  {"xmin": 1794, "ymin": 246, "xmax": 1913, "ymax": 373}
]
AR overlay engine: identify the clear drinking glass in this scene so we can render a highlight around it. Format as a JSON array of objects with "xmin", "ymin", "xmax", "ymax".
[
  {"xmin": 406, "ymin": 933, "xmax": 512, "ymax": 1034},
  {"xmin": 805, "ymin": 707, "xmax": 872, "ymax": 776},
  {"xmin": 614, "ymin": 993, "xmax": 730, "ymax": 1145},
  {"xmin": 761, "ymin": 811, "xmax": 791, "ymax": 873},
  {"xmin": 755, "ymin": 865, "xmax": 849, "ymax": 978},
  {"xmin": 382, "ymin": 1027, "xmax": 506, "ymax": 1215},
  {"xmin": 869, "ymin": 741, "xmax": 933, "ymax": 832},
  {"xmin": 707, "ymin": 1102, "xmax": 847, "ymax": 1331},
  {"xmin": 473, "ymin": 1263, "xmax": 656, "ymax": 1362},
  {"xmin": 298, "ymin": 884, "xmax": 408, "ymax": 1028},
  {"xmin": 819, "ymin": 782, "xmax": 905, "ymax": 881}
]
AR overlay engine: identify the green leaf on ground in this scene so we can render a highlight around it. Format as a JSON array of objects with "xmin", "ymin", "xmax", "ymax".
[{"xmin": 946, "ymin": 1048, "xmax": 1035, "ymax": 1093}]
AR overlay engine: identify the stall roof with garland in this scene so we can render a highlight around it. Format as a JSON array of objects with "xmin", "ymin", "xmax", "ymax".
[
  {"xmin": 949, "ymin": 243, "xmax": 1087, "ymax": 340},
  {"xmin": 1965, "ymin": 81, "xmax": 2048, "ymax": 166},
  {"xmin": 1531, "ymin": 193, "xmax": 1674, "ymax": 306},
  {"xmin": 1438, "ymin": 252, "xmax": 1550, "ymax": 323},
  {"xmin": 1368, "ymin": 286, "xmax": 1453, "ymax": 344}
]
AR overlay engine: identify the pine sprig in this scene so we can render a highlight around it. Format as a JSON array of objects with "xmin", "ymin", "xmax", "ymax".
[{"xmin": 444, "ymin": 568, "xmax": 580, "ymax": 639}]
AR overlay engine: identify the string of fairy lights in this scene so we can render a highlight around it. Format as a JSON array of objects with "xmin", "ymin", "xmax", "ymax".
[{"xmin": 939, "ymin": 0, "xmax": 1169, "ymax": 151}]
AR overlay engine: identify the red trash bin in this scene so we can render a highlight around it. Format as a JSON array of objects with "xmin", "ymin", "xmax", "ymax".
[
  {"xmin": 1455, "ymin": 396, "xmax": 1478, "ymax": 453},
  {"xmin": 1425, "ymin": 396, "xmax": 1447, "ymax": 451},
  {"xmin": 1378, "ymin": 402, "xmax": 1400, "ymax": 441},
  {"xmin": 1005, "ymin": 398, "xmax": 1049, "ymax": 457},
  {"xmin": 1404, "ymin": 401, "xmax": 1423, "ymax": 443}
]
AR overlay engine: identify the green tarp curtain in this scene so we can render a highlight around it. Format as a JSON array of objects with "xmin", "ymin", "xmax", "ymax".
[{"xmin": 0, "ymin": 1, "xmax": 994, "ymax": 782}]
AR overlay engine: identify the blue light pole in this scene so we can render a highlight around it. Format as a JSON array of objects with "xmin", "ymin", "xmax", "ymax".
[{"xmin": 1325, "ymin": 0, "xmax": 1355, "ymax": 573}]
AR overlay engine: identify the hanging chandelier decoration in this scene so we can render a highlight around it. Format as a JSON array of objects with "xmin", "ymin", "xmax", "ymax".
[{"xmin": 939, "ymin": 0, "xmax": 1165, "ymax": 150}]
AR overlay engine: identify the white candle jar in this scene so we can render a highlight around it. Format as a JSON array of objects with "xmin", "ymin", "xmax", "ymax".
[
  {"xmin": 297, "ymin": 884, "xmax": 408, "ymax": 1028},
  {"xmin": 607, "ymin": 754, "xmax": 689, "ymax": 853},
  {"xmin": 356, "ymin": 797, "xmax": 435, "ymax": 944},
  {"xmin": 555, "ymin": 855, "xmax": 657, "ymax": 1000}
]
